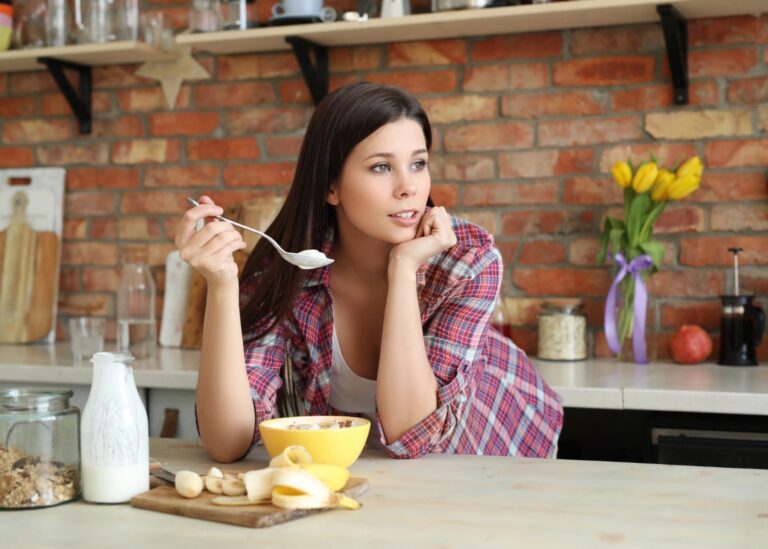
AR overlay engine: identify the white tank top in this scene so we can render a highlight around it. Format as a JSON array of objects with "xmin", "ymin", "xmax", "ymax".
[{"xmin": 328, "ymin": 326, "xmax": 382, "ymax": 448}]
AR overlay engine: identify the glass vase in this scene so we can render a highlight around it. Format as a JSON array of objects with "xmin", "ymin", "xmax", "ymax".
[{"xmin": 615, "ymin": 274, "xmax": 657, "ymax": 364}]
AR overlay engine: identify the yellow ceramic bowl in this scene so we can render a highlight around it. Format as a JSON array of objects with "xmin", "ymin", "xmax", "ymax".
[{"xmin": 258, "ymin": 415, "xmax": 370, "ymax": 468}]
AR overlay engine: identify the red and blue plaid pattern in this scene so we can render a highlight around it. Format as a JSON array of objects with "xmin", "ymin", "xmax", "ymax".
[{"xmin": 241, "ymin": 217, "xmax": 563, "ymax": 458}]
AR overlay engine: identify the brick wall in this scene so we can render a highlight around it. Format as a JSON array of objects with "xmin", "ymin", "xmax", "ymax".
[{"xmin": 1, "ymin": 6, "xmax": 766, "ymax": 361}]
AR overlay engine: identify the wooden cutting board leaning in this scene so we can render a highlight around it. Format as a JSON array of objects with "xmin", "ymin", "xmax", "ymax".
[
  {"xmin": 131, "ymin": 477, "xmax": 369, "ymax": 528},
  {"xmin": 0, "ymin": 169, "xmax": 65, "ymax": 343}
]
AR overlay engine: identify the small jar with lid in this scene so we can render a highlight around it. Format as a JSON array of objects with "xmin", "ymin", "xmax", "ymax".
[
  {"xmin": 537, "ymin": 302, "xmax": 588, "ymax": 361},
  {"xmin": 0, "ymin": 388, "xmax": 80, "ymax": 509}
]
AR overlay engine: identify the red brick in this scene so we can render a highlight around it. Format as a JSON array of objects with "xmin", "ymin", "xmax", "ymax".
[
  {"xmin": 611, "ymin": 81, "xmax": 719, "ymax": 111},
  {"xmin": 10, "ymin": 72, "xmax": 56, "ymax": 93},
  {"xmin": 143, "ymin": 6, "xmax": 187, "ymax": 30},
  {"xmin": 94, "ymin": 65, "xmax": 144, "ymax": 88},
  {"xmin": 0, "ymin": 97, "xmax": 36, "ymax": 117},
  {"xmin": 696, "ymin": 172, "xmax": 767, "ymax": 202},
  {"xmin": 711, "ymin": 205, "xmax": 768, "ymax": 231},
  {"xmin": 91, "ymin": 219, "xmax": 116, "ymax": 239},
  {"xmin": 441, "ymin": 155, "xmax": 495, "ymax": 182},
  {"xmin": 689, "ymin": 16, "xmax": 762, "ymax": 47},
  {"xmin": 117, "ymin": 87, "xmax": 191, "ymax": 112},
  {"xmin": 144, "ymin": 165, "xmax": 220, "ymax": 187},
  {"xmin": 41, "ymin": 92, "xmax": 111, "ymax": 116},
  {"xmin": 62, "ymin": 242, "xmax": 119, "ymax": 266},
  {"xmin": 661, "ymin": 301, "xmax": 721, "ymax": 330},
  {"xmin": 66, "ymin": 192, "xmax": 117, "ymax": 215},
  {"xmin": 430, "ymin": 184, "xmax": 458, "ymax": 208},
  {"xmin": 279, "ymin": 80, "xmax": 313, "ymax": 104},
  {"xmin": 0, "ymin": 74, "xmax": 7, "ymax": 95},
  {"xmin": 3, "ymin": 119, "xmax": 73, "ymax": 144},
  {"xmin": 705, "ymin": 138, "xmax": 768, "ymax": 167},
  {"xmin": 265, "ymin": 135, "xmax": 304, "ymax": 158},
  {"xmin": 513, "ymin": 268, "xmax": 611, "ymax": 297},
  {"xmin": 367, "ymin": 70, "xmax": 457, "ymax": 94},
  {"xmin": 508, "ymin": 328, "xmax": 537, "ymax": 355},
  {"xmin": 420, "ymin": 95, "xmax": 497, "ymax": 124},
  {"xmin": 57, "ymin": 294, "xmax": 111, "ymax": 316},
  {"xmin": 388, "ymin": 40, "xmax": 467, "ymax": 67},
  {"xmin": 193, "ymin": 82, "xmax": 275, "ymax": 108},
  {"xmin": 227, "ymin": 107, "xmax": 308, "ymax": 134},
  {"xmin": 569, "ymin": 237, "xmax": 601, "ymax": 266},
  {"xmin": 82, "ymin": 268, "xmax": 120, "ymax": 292},
  {"xmin": 0, "ymin": 147, "xmax": 35, "ymax": 167},
  {"xmin": 655, "ymin": 206, "xmax": 706, "ymax": 234},
  {"xmin": 554, "ymin": 57, "xmax": 655, "ymax": 86},
  {"xmin": 727, "ymin": 76, "xmax": 768, "ymax": 104},
  {"xmin": 518, "ymin": 241, "xmax": 564, "ymax": 265},
  {"xmin": 539, "ymin": 116, "xmax": 642, "ymax": 146},
  {"xmin": 216, "ymin": 52, "xmax": 298, "ymax": 80},
  {"xmin": 116, "ymin": 218, "xmax": 163, "ymax": 240},
  {"xmin": 112, "ymin": 140, "xmax": 181, "ymax": 164},
  {"xmin": 188, "ymin": 137, "xmax": 260, "ymax": 161},
  {"xmin": 200, "ymin": 190, "xmax": 283, "ymax": 209},
  {"xmin": 648, "ymin": 270, "xmax": 725, "ymax": 298},
  {"xmin": 37, "ymin": 143, "xmax": 110, "ymax": 165},
  {"xmin": 688, "ymin": 48, "xmax": 758, "ymax": 78},
  {"xmin": 502, "ymin": 91, "xmax": 605, "ymax": 119},
  {"xmin": 742, "ymin": 269, "xmax": 768, "ymax": 295},
  {"xmin": 500, "ymin": 149, "xmax": 594, "ymax": 179},
  {"xmin": 599, "ymin": 143, "xmax": 697, "ymax": 172},
  {"xmin": 496, "ymin": 241, "xmax": 518, "ymax": 267},
  {"xmin": 150, "ymin": 112, "xmax": 220, "ymax": 136},
  {"xmin": 67, "ymin": 167, "xmax": 139, "ymax": 190},
  {"xmin": 330, "ymin": 46, "xmax": 382, "ymax": 71},
  {"xmin": 443, "ymin": 122, "xmax": 534, "ymax": 152},
  {"xmin": 59, "ymin": 269, "xmax": 81, "ymax": 292},
  {"xmin": 681, "ymin": 236, "xmax": 768, "ymax": 266},
  {"xmin": 570, "ymin": 25, "xmax": 662, "ymax": 54},
  {"xmin": 223, "ymin": 163, "xmax": 295, "ymax": 187},
  {"xmin": 563, "ymin": 177, "xmax": 622, "ymax": 205},
  {"xmin": 121, "ymin": 192, "xmax": 187, "ymax": 214},
  {"xmin": 472, "ymin": 32, "xmax": 562, "ymax": 62},
  {"xmin": 501, "ymin": 210, "xmax": 592, "ymax": 237},
  {"xmin": 463, "ymin": 63, "xmax": 549, "ymax": 92},
  {"xmin": 93, "ymin": 115, "xmax": 145, "ymax": 138},
  {"xmin": 63, "ymin": 219, "xmax": 88, "ymax": 240},
  {"xmin": 463, "ymin": 181, "xmax": 558, "ymax": 207}
]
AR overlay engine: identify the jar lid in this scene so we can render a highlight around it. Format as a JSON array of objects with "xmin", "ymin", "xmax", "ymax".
[
  {"xmin": 0, "ymin": 388, "xmax": 73, "ymax": 412},
  {"xmin": 541, "ymin": 301, "xmax": 584, "ymax": 314},
  {"xmin": 91, "ymin": 351, "xmax": 135, "ymax": 364}
]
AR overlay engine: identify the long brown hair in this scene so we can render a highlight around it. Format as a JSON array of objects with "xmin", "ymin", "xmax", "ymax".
[{"xmin": 239, "ymin": 82, "xmax": 433, "ymax": 341}]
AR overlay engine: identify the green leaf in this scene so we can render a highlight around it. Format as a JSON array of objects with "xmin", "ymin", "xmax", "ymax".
[
  {"xmin": 626, "ymin": 192, "xmax": 651, "ymax": 248},
  {"xmin": 638, "ymin": 201, "xmax": 667, "ymax": 243},
  {"xmin": 609, "ymin": 228, "xmax": 625, "ymax": 257},
  {"xmin": 639, "ymin": 240, "xmax": 666, "ymax": 269}
]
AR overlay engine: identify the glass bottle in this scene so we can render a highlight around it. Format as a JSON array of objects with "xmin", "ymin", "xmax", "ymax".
[
  {"xmin": 116, "ymin": 246, "xmax": 157, "ymax": 361},
  {"xmin": 80, "ymin": 352, "xmax": 149, "ymax": 503},
  {"xmin": 222, "ymin": 0, "xmax": 247, "ymax": 30},
  {"xmin": 0, "ymin": 388, "xmax": 80, "ymax": 508},
  {"xmin": 491, "ymin": 283, "xmax": 513, "ymax": 339},
  {"xmin": 537, "ymin": 302, "xmax": 588, "ymax": 361}
]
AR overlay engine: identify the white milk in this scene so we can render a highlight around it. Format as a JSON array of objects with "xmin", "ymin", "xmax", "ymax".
[{"xmin": 82, "ymin": 463, "xmax": 149, "ymax": 503}]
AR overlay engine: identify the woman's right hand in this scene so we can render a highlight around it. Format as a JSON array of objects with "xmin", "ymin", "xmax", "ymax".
[{"xmin": 174, "ymin": 195, "xmax": 247, "ymax": 287}]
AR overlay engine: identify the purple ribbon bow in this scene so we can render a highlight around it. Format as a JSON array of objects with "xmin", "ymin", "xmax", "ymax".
[{"xmin": 604, "ymin": 252, "xmax": 654, "ymax": 363}]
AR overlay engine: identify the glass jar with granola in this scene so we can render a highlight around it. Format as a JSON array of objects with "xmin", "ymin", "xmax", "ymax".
[
  {"xmin": 537, "ymin": 302, "xmax": 588, "ymax": 361},
  {"xmin": 0, "ymin": 388, "xmax": 80, "ymax": 509}
]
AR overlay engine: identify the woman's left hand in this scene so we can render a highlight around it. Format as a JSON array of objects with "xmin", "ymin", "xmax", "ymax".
[{"xmin": 389, "ymin": 206, "xmax": 457, "ymax": 273}]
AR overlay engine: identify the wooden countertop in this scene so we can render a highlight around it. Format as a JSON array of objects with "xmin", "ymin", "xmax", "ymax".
[
  {"xmin": 1, "ymin": 438, "xmax": 766, "ymax": 547},
  {"xmin": 1, "ymin": 343, "xmax": 767, "ymax": 415}
]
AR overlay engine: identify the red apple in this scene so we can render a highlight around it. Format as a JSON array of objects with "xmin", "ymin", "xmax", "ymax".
[{"xmin": 669, "ymin": 324, "xmax": 713, "ymax": 365}]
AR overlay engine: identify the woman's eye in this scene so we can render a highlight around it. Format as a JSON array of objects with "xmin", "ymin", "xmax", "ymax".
[
  {"xmin": 371, "ymin": 163, "xmax": 390, "ymax": 173},
  {"xmin": 412, "ymin": 159, "xmax": 428, "ymax": 170}
]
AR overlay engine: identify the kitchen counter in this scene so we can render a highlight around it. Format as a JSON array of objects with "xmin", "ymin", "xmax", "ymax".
[
  {"xmin": 1, "ymin": 343, "xmax": 767, "ymax": 415},
  {"xmin": 1, "ymin": 437, "xmax": 765, "ymax": 547}
]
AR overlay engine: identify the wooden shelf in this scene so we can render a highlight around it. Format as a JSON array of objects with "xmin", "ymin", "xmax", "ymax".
[
  {"xmin": 0, "ymin": 41, "xmax": 173, "ymax": 73},
  {"xmin": 176, "ymin": 0, "xmax": 767, "ymax": 55}
]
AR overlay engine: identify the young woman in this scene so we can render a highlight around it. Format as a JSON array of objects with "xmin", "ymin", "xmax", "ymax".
[{"xmin": 175, "ymin": 82, "xmax": 563, "ymax": 463}]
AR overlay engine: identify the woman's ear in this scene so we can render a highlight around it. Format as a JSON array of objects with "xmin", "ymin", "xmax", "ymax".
[{"xmin": 326, "ymin": 184, "xmax": 339, "ymax": 206}]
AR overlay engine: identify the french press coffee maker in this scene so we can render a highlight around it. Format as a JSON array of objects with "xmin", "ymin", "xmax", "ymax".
[{"xmin": 718, "ymin": 247, "xmax": 765, "ymax": 366}]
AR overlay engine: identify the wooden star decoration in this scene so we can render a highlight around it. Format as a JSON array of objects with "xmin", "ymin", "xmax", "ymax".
[{"xmin": 136, "ymin": 46, "xmax": 210, "ymax": 109}]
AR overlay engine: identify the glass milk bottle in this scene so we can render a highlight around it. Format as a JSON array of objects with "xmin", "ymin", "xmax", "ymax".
[
  {"xmin": 80, "ymin": 352, "xmax": 148, "ymax": 503},
  {"xmin": 116, "ymin": 247, "xmax": 157, "ymax": 361}
]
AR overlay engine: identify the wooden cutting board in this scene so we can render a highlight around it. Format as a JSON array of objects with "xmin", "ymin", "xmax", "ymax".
[
  {"xmin": 131, "ymin": 477, "xmax": 369, "ymax": 528},
  {"xmin": 0, "ymin": 191, "xmax": 60, "ymax": 342}
]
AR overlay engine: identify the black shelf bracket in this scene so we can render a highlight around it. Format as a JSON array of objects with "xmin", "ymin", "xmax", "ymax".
[
  {"xmin": 285, "ymin": 36, "xmax": 328, "ymax": 106},
  {"xmin": 657, "ymin": 4, "xmax": 688, "ymax": 105},
  {"xmin": 37, "ymin": 57, "xmax": 93, "ymax": 134}
]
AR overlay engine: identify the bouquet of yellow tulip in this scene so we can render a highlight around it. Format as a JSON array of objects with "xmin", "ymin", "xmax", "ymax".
[{"xmin": 598, "ymin": 154, "xmax": 704, "ymax": 363}]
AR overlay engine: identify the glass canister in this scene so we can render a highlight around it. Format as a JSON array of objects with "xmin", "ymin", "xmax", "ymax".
[
  {"xmin": 0, "ymin": 388, "xmax": 80, "ymax": 509},
  {"xmin": 537, "ymin": 302, "xmax": 588, "ymax": 361}
]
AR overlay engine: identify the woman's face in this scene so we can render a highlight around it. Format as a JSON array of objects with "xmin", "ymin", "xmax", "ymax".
[{"xmin": 328, "ymin": 118, "xmax": 431, "ymax": 246}]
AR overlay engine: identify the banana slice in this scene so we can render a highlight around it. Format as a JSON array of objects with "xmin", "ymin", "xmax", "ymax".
[{"xmin": 243, "ymin": 468, "xmax": 276, "ymax": 502}]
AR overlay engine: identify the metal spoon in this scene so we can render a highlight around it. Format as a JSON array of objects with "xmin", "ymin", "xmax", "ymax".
[{"xmin": 186, "ymin": 197, "xmax": 333, "ymax": 270}]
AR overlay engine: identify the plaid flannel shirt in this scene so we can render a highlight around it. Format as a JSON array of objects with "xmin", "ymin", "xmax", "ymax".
[{"xmin": 241, "ymin": 216, "xmax": 563, "ymax": 459}]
